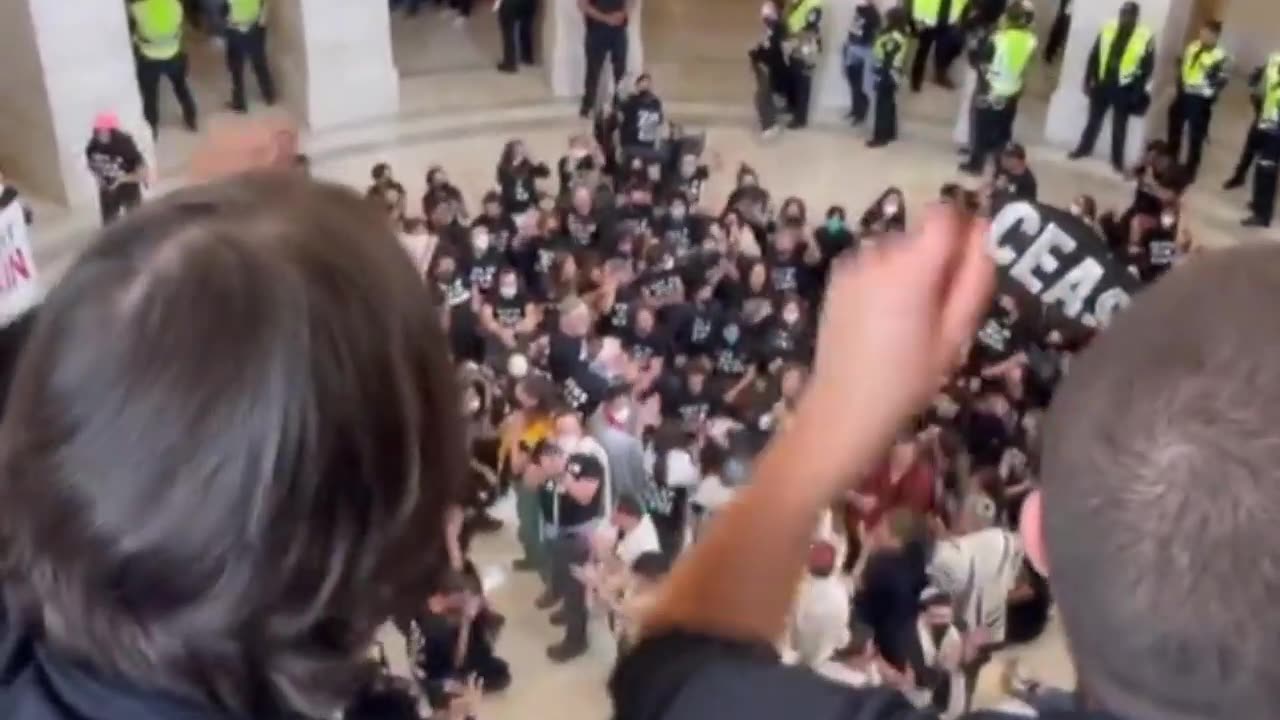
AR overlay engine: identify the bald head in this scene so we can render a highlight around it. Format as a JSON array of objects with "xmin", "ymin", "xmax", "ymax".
[{"xmin": 1041, "ymin": 246, "xmax": 1280, "ymax": 719}]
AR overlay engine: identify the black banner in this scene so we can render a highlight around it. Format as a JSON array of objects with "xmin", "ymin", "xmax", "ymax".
[{"xmin": 987, "ymin": 200, "xmax": 1139, "ymax": 332}]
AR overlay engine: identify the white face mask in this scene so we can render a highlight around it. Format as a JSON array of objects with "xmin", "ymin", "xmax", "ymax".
[
  {"xmin": 1069, "ymin": 204, "xmax": 1083, "ymax": 217},
  {"xmin": 465, "ymin": 396, "xmax": 483, "ymax": 415},
  {"xmin": 1160, "ymin": 212, "xmax": 1178, "ymax": 229},
  {"xmin": 883, "ymin": 201, "xmax": 900, "ymax": 216},
  {"xmin": 473, "ymin": 234, "xmax": 491, "ymax": 254},
  {"xmin": 670, "ymin": 206, "xmax": 687, "ymax": 221},
  {"xmin": 611, "ymin": 405, "xmax": 631, "ymax": 425},
  {"xmin": 499, "ymin": 284, "xmax": 518, "ymax": 299},
  {"xmin": 783, "ymin": 311, "xmax": 800, "ymax": 325}
]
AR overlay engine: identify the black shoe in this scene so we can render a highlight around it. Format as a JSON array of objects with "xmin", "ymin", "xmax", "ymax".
[
  {"xmin": 520, "ymin": 56, "xmax": 536, "ymax": 66},
  {"xmin": 787, "ymin": 119, "xmax": 806, "ymax": 130},
  {"xmin": 1110, "ymin": 162, "xmax": 1126, "ymax": 175},
  {"xmin": 535, "ymin": 589, "xmax": 560, "ymax": 610},
  {"xmin": 496, "ymin": 62, "xmax": 517, "ymax": 74},
  {"xmin": 549, "ymin": 609, "xmax": 567, "ymax": 626},
  {"xmin": 578, "ymin": 106, "xmax": 591, "ymax": 119},
  {"xmin": 850, "ymin": 116, "xmax": 865, "ymax": 127},
  {"xmin": 184, "ymin": 118, "xmax": 199, "ymax": 133},
  {"xmin": 226, "ymin": 101, "xmax": 248, "ymax": 114},
  {"xmin": 1224, "ymin": 176, "xmax": 1246, "ymax": 190},
  {"xmin": 472, "ymin": 513, "xmax": 503, "ymax": 533},
  {"xmin": 866, "ymin": 138, "xmax": 889, "ymax": 148},
  {"xmin": 546, "ymin": 639, "xmax": 588, "ymax": 663},
  {"xmin": 958, "ymin": 163, "xmax": 982, "ymax": 176},
  {"xmin": 1068, "ymin": 149, "xmax": 1087, "ymax": 160},
  {"xmin": 1242, "ymin": 216, "xmax": 1270, "ymax": 228}
]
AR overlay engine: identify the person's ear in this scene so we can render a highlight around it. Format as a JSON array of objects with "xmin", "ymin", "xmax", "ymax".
[{"xmin": 1019, "ymin": 489, "xmax": 1049, "ymax": 577}]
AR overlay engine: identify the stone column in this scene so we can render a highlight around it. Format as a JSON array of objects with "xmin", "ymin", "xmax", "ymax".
[
  {"xmin": 547, "ymin": 0, "xmax": 645, "ymax": 101},
  {"xmin": 1043, "ymin": 0, "xmax": 1193, "ymax": 166},
  {"xmin": 270, "ymin": 0, "xmax": 400, "ymax": 131},
  {"xmin": 0, "ymin": 0, "xmax": 153, "ymax": 210},
  {"xmin": 1221, "ymin": 0, "xmax": 1279, "ymax": 76},
  {"xmin": 814, "ymin": 0, "xmax": 858, "ymax": 114}
]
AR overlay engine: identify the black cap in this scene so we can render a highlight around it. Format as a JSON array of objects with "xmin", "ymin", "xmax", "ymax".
[{"xmin": 566, "ymin": 453, "xmax": 606, "ymax": 482}]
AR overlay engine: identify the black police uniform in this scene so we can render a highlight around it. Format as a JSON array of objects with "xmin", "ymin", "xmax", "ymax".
[
  {"xmin": 1071, "ymin": 23, "xmax": 1154, "ymax": 171},
  {"xmin": 223, "ymin": 1, "xmax": 277, "ymax": 112},
  {"xmin": 497, "ymin": 0, "xmax": 539, "ymax": 70},
  {"xmin": 843, "ymin": 2, "xmax": 881, "ymax": 125},
  {"xmin": 580, "ymin": 0, "xmax": 629, "ymax": 117},
  {"xmin": 1165, "ymin": 43, "xmax": 1227, "ymax": 181}
]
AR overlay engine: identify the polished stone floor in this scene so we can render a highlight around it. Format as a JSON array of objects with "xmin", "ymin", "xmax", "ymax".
[{"xmin": 19, "ymin": 9, "xmax": 1279, "ymax": 716}]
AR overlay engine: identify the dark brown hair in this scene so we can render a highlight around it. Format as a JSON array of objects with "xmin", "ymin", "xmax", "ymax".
[{"xmin": 0, "ymin": 172, "xmax": 465, "ymax": 717}]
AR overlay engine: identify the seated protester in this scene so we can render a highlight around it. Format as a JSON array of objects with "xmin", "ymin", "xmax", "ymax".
[
  {"xmin": 816, "ymin": 622, "xmax": 884, "ymax": 690},
  {"xmin": 660, "ymin": 356, "xmax": 722, "ymax": 429},
  {"xmin": 563, "ymin": 184, "xmax": 603, "ymax": 250},
  {"xmin": 739, "ymin": 259, "xmax": 776, "ymax": 319},
  {"xmin": 721, "ymin": 206, "xmax": 765, "ymax": 259},
  {"xmin": 409, "ymin": 572, "xmax": 511, "ymax": 699},
  {"xmin": 425, "ymin": 192, "xmax": 470, "ymax": 257},
  {"xmin": 969, "ymin": 293, "xmax": 1032, "ymax": 374},
  {"xmin": 601, "ymin": 273, "xmax": 641, "ymax": 338},
  {"xmin": 616, "ymin": 181, "xmax": 658, "ymax": 237},
  {"xmin": 1004, "ymin": 559, "xmax": 1052, "ymax": 646},
  {"xmin": 627, "ymin": 304, "xmax": 672, "ymax": 382},
  {"xmin": 657, "ymin": 193, "xmax": 705, "ymax": 258},
  {"xmin": 547, "ymin": 296, "xmax": 593, "ymax": 384},
  {"xmin": 1102, "ymin": 140, "xmax": 1187, "ymax": 255},
  {"xmin": 710, "ymin": 312, "xmax": 755, "ymax": 384},
  {"xmin": 472, "ymin": 190, "xmax": 517, "ymax": 253},
  {"xmin": 858, "ymin": 186, "xmax": 907, "ymax": 236},
  {"xmin": 424, "ymin": 165, "xmax": 467, "ymax": 221},
  {"xmin": 558, "ymin": 133, "xmax": 604, "ymax": 198},
  {"xmin": 939, "ymin": 183, "xmax": 982, "ymax": 214},
  {"xmin": 788, "ymin": 541, "xmax": 850, "ymax": 667},
  {"xmin": 1129, "ymin": 202, "xmax": 1193, "ymax": 285},
  {"xmin": 497, "ymin": 139, "xmax": 551, "ymax": 216},
  {"xmin": 590, "ymin": 381, "xmax": 650, "ymax": 503},
  {"xmin": 673, "ymin": 280, "xmax": 724, "ymax": 362},
  {"xmin": 854, "ymin": 509, "xmax": 931, "ymax": 672},
  {"xmin": 367, "ymin": 161, "xmax": 407, "ymax": 202},
  {"xmin": 757, "ymin": 295, "xmax": 814, "ymax": 368},
  {"xmin": 618, "ymin": 73, "xmax": 667, "ymax": 169},
  {"xmin": 642, "ymin": 422, "xmax": 701, "ymax": 558},
  {"xmin": 991, "ymin": 143, "xmax": 1038, "ymax": 205},
  {"xmin": 543, "ymin": 251, "xmax": 581, "ymax": 308},
  {"xmin": 430, "ymin": 251, "xmax": 480, "ymax": 360},
  {"xmin": 963, "ymin": 383, "xmax": 1019, "ymax": 471},
  {"xmin": 1067, "ymin": 193, "xmax": 1103, "ymax": 238},
  {"xmin": 724, "ymin": 166, "xmax": 772, "ymax": 239},
  {"xmin": 812, "ymin": 205, "xmax": 857, "ymax": 280},
  {"xmin": 543, "ymin": 453, "xmax": 607, "ymax": 662},
  {"xmin": 664, "ymin": 151, "xmax": 711, "ymax": 208},
  {"xmin": 637, "ymin": 246, "xmax": 686, "ymax": 310},
  {"xmin": 481, "ymin": 267, "xmax": 540, "ymax": 362},
  {"xmin": 897, "ymin": 587, "xmax": 972, "ymax": 718},
  {"xmin": 465, "ymin": 225, "xmax": 505, "ymax": 297},
  {"xmin": 766, "ymin": 222, "xmax": 819, "ymax": 302}
]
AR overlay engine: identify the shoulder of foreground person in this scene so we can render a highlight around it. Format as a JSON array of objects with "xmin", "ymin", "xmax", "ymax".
[{"xmin": 611, "ymin": 632, "xmax": 1115, "ymax": 720}]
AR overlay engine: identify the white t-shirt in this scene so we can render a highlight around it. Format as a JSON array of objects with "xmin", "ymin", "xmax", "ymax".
[
  {"xmin": 789, "ymin": 574, "xmax": 851, "ymax": 666},
  {"xmin": 617, "ymin": 513, "xmax": 663, "ymax": 566},
  {"xmin": 928, "ymin": 527, "xmax": 1024, "ymax": 643}
]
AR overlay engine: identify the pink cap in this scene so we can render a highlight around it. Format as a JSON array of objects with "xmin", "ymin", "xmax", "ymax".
[{"xmin": 93, "ymin": 111, "xmax": 120, "ymax": 131}]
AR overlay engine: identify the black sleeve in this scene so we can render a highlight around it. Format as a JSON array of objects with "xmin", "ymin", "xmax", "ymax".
[
  {"xmin": 1084, "ymin": 37, "xmax": 1101, "ymax": 85},
  {"xmin": 610, "ymin": 632, "xmax": 921, "ymax": 720},
  {"xmin": 1136, "ymin": 40, "xmax": 1156, "ymax": 85},
  {"xmin": 122, "ymin": 136, "xmax": 144, "ymax": 172}
]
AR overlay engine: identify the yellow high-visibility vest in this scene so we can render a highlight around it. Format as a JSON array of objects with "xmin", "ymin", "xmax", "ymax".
[
  {"xmin": 874, "ymin": 30, "xmax": 908, "ymax": 84},
  {"xmin": 1179, "ymin": 40, "xmax": 1227, "ymax": 98},
  {"xmin": 131, "ymin": 0, "xmax": 184, "ymax": 61},
  {"xmin": 986, "ymin": 28, "xmax": 1037, "ymax": 98},
  {"xmin": 785, "ymin": 0, "xmax": 824, "ymax": 36},
  {"xmin": 229, "ymin": 0, "xmax": 264, "ymax": 31},
  {"xmin": 912, "ymin": 0, "xmax": 968, "ymax": 27},
  {"xmin": 1097, "ymin": 19, "xmax": 1153, "ymax": 85},
  {"xmin": 1259, "ymin": 56, "xmax": 1280, "ymax": 131}
]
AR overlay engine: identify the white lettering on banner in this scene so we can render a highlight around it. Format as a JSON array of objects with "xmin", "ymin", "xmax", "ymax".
[
  {"xmin": 987, "ymin": 200, "xmax": 1133, "ymax": 329},
  {"xmin": 0, "ymin": 201, "xmax": 40, "ymax": 328}
]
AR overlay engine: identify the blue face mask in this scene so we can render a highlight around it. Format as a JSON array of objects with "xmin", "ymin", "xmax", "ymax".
[{"xmin": 825, "ymin": 217, "xmax": 845, "ymax": 234}]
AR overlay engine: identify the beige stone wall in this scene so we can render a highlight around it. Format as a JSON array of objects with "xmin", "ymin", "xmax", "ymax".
[{"xmin": 0, "ymin": 0, "xmax": 61, "ymax": 201}]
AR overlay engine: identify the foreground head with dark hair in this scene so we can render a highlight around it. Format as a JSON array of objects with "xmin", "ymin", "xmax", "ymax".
[
  {"xmin": 0, "ymin": 172, "xmax": 465, "ymax": 718},
  {"xmin": 1023, "ymin": 245, "xmax": 1280, "ymax": 719}
]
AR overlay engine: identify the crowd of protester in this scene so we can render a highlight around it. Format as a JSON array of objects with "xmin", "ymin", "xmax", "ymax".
[{"xmin": 345, "ymin": 75, "xmax": 1204, "ymax": 718}]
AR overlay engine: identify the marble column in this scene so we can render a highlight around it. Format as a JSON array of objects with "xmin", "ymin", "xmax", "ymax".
[
  {"xmin": 547, "ymin": 0, "xmax": 646, "ymax": 101},
  {"xmin": 814, "ymin": 0, "xmax": 859, "ymax": 114},
  {"xmin": 0, "ymin": 0, "xmax": 152, "ymax": 210},
  {"xmin": 1043, "ymin": 0, "xmax": 1193, "ymax": 166},
  {"xmin": 1221, "ymin": 0, "xmax": 1279, "ymax": 76},
  {"xmin": 270, "ymin": 0, "xmax": 400, "ymax": 131}
]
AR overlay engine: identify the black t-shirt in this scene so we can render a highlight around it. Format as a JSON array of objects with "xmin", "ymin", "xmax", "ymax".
[
  {"xmin": 467, "ymin": 250, "xmax": 505, "ymax": 294},
  {"xmin": 639, "ymin": 268, "xmax": 684, "ymax": 305},
  {"xmin": 757, "ymin": 319, "xmax": 811, "ymax": 366},
  {"xmin": 661, "ymin": 379, "xmax": 721, "ymax": 427},
  {"xmin": 473, "ymin": 214, "xmax": 517, "ymax": 253},
  {"xmin": 602, "ymin": 285, "xmax": 639, "ymax": 337},
  {"xmin": 435, "ymin": 276, "xmax": 473, "ymax": 312},
  {"xmin": 489, "ymin": 290, "xmax": 529, "ymax": 329},
  {"xmin": 563, "ymin": 208, "xmax": 601, "ymax": 249},
  {"xmin": 548, "ymin": 330, "xmax": 589, "ymax": 383},
  {"xmin": 586, "ymin": 0, "xmax": 627, "ymax": 29},
  {"xmin": 848, "ymin": 3, "xmax": 882, "ymax": 47},
  {"xmin": 971, "ymin": 307, "xmax": 1028, "ymax": 367},
  {"xmin": 711, "ymin": 317, "xmax": 753, "ymax": 378},
  {"xmin": 675, "ymin": 301, "xmax": 722, "ymax": 357},
  {"xmin": 993, "ymin": 168, "xmax": 1038, "ymax": 204},
  {"xmin": 666, "ymin": 166, "xmax": 710, "ymax": 206},
  {"xmin": 499, "ymin": 161, "xmax": 549, "ymax": 214},
  {"xmin": 621, "ymin": 93, "xmax": 665, "ymax": 149},
  {"xmin": 627, "ymin": 326, "xmax": 672, "ymax": 366},
  {"xmin": 85, "ymin": 130, "xmax": 143, "ymax": 189},
  {"xmin": 658, "ymin": 216, "xmax": 705, "ymax": 258},
  {"xmin": 766, "ymin": 257, "xmax": 807, "ymax": 297}
]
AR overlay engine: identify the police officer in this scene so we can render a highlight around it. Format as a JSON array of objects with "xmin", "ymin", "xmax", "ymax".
[
  {"xmin": 1242, "ymin": 53, "xmax": 1280, "ymax": 228},
  {"xmin": 868, "ymin": 8, "xmax": 909, "ymax": 148},
  {"xmin": 224, "ymin": 0, "xmax": 277, "ymax": 113},
  {"xmin": 1224, "ymin": 63, "xmax": 1268, "ymax": 190},
  {"xmin": 1068, "ymin": 2, "xmax": 1154, "ymax": 173},
  {"xmin": 496, "ymin": 0, "xmax": 539, "ymax": 72},
  {"xmin": 781, "ymin": 0, "xmax": 824, "ymax": 129},
  {"xmin": 843, "ymin": 0, "xmax": 881, "ymax": 127},
  {"xmin": 130, "ymin": 0, "xmax": 199, "ymax": 136},
  {"xmin": 959, "ymin": 3, "xmax": 1035, "ymax": 175},
  {"xmin": 579, "ymin": 0, "xmax": 629, "ymax": 118},
  {"xmin": 907, "ymin": 0, "xmax": 967, "ymax": 91},
  {"xmin": 1166, "ymin": 20, "xmax": 1228, "ymax": 182}
]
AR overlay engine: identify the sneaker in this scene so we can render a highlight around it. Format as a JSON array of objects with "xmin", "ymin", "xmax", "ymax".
[
  {"xmin": 1067, "ymin": 149, "xmax": 1087, "ymax": 160},
  {"xmin": 866, "ymin": 138, "xmax": 889, "ymax": 148},
  {"xmin": 787, "ymin": 119, "xmax": 806, "ymax": 130},
  {"xmin": 546, "ymin": 639, "xmax": 589, "ymax": 663},
  {"xmin": 496, "ymin": 62, "xmax": 517, "ymax": 74},
  {"xmin": 1242, "ymin": 216, "xmax": 1270, "ymax": 228},
  {"xmin": 761, "ymin": 125, "xmax": 781, "ymax": 141}
]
